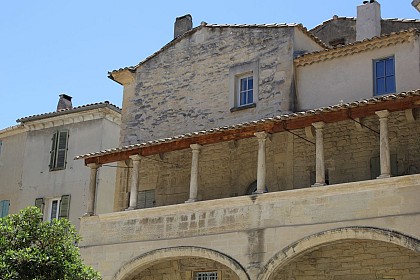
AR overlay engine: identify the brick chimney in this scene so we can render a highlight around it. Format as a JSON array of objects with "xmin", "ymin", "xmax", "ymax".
[
  {"xmin": 57, "ymin": 94, "xmax": 72, "ymax": 111},
  {"xmin": 356, "ymin": 0, "xmax": 381, "ymax": 41},
  {"xmin": 174, "ymin": 14, "xmax": 192, "ymax": 38}
]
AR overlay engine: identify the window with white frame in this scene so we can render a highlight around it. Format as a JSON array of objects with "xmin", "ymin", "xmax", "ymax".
[
  {"xmin": 238, "ymin": 75, "xmax": 254, "ymax": 106},
  {"xmin": 49, "ymin": 130, "xmax": 69, "ymax": 171},
  {"xmin": 373, "ymin": 56, "xmax": 396, "ymax": 96},
  {"xmin": 229, "ymin": 61, "xmax": 259, "ymax": 111},
  {"xmin": 195, "ymin": 271, "xmax": 218, "ymax": 280},
  {"xmin": 35, "ymin": 195, "xmax": 71, "ymax": 221}
]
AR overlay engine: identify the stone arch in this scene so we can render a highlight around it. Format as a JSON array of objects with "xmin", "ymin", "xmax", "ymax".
[
  {"xmin": 113, "ymin": 246, "xmax": 250, "ymax": 280},
  {"xmin": 258, "ymin": 226, "xmax": 420, "ymax": 280}
]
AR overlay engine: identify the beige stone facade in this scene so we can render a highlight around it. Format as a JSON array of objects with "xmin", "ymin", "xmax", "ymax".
[{"xmin": 77, "ymin": 6, "xmax": 420, "ymax": 280}]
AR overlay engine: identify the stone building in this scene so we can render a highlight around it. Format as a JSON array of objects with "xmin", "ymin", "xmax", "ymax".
[
  {"xmin": 76, "ymin": 1, "xmax": 420, "ymax": 279},
  {"xmin": 0, "ymin": 95, "xmax": 121, "ymax": 229}
]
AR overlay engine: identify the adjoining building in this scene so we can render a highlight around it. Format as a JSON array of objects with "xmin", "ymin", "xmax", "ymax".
[
  {"xmin": 0, "ymin": 94, "xmax": 121, "ymax": 229},
  {"xmin": 76, "ymin": 1, "xmax": 420, "ymax": 279}
]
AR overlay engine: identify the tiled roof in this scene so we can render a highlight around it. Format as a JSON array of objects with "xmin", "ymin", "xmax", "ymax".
[
  {"xmin": 295, "ymin": 29, "xmax": 419, "ymax": 67},
  {"xmin": 17, "ymin": 101, "xmax": 121, "ymax": 123},
  {"xmin": 108, "ymin": 22, "xmax": 327, "ymax": 82},
  {"xmin": 75, "ymin": 89, "xmax": 420, "ymax": 160},
  {"xmin": 310, "ymin": 17, "xmax": 420, "ymax": 33}
]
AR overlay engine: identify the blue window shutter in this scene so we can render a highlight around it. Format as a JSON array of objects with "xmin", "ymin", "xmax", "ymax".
[
  {"xmin": 374, "ymin": 56, "xmax": 395, "ymax": 96},
  {"xmin": 0, "ymin": 200, "xmax": 10, "ymax": 218}
]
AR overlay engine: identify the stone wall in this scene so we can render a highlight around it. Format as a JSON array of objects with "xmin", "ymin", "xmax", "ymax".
[
  {"xmin": 121, "ymin": 26, "xmax": 323, "ymax": 145},
  {"xmin": 274, "ymin": 240, "xmax": 420, "ymax": 280},
  {"xmin": 129, "ymin": 258, "xmax": 239, "ymax": 280}
]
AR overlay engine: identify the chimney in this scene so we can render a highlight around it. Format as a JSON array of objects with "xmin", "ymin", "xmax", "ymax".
[
  {"xmin": 57, "ymin": 94, "xmax": 72, "ymax": 111},
  {"xmin": 356, "ymin": 0, "xmax": 381, "ymax": 41},
  {"xmin": 174, "ymin": 14, "xmax": 192, "ymax": 39}
]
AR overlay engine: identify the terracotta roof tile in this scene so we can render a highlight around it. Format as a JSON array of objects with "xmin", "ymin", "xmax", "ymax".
[
  {"xmin": 17, "ymin": 101, "xmax": 121, "ymax": 123},
  {"xmin": 75, "ymin": 89, "xmax": 420, "ymax": 160}
]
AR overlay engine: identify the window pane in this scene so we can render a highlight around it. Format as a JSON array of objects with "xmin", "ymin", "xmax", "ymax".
[
  {"xmin": 58, "ymin": 131, "xmax": 68, "ymax": 150},
  {"xmin": 248, "ymin": 77, "xmax": 253, "ymax": 90},
  {"xmin": 375, "ymin": 61, "xmax": 385, "ymax": 78},
  {"xmin": 385, "ymin": 76, "xmax": 396, "ymax": 93},
  {"xmin": 240, "ymin": 92, "xmax": 247, "ymax": 105},
  {"xmin": 385, "ymin": 58, "xmax": 395, "ymax": 76},
  {"xmin": 241, "ymin": 78, "xmax": 247, "ymax": 91},
  {"xmin": 51, "ymin": 200, "xmax": 58, "ymax": 220},
  {"xmin": 376, "ymin": 77, "xmax": 385, "ymax": 94},
  {"xmin": 248, "ymin": 90, "xmax": 253, "ymax": 104}
]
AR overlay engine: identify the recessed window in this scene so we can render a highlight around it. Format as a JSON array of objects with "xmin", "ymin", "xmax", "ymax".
[
  {"xmin": 229, "ymin": 61, "xmax": 259, "ymax": 112},
  {"xmin": 238, "ymin": 75, "xmax": 254, "ymax": 106},
  {"xmin": 50, "ymin": 130, "xmax": 69, "ymax": 171},
  {"xmin": 195, "ymin": 271, "xmax": 218, "ymax": 280},
  {"xmin": 374, "ymin": 56, "xmax": 396, "ymax": 96},
  {"xmin": 0, "ymin": 140, "xmax": 3, "ymax": 159}
]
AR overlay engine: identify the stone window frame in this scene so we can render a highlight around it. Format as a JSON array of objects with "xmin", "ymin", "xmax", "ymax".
[{"xmin": 229, "ymin": 61, "xmax": 259, "ymax": 112}]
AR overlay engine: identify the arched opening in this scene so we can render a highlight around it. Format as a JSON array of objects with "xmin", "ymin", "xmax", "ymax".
[
  {"xmin": 259, "ymin": 227, "xmax": 420, "ymax": 280},
  {"xmin": 114, "ymin": 246, "xmax": 249, "ymax": 280}
]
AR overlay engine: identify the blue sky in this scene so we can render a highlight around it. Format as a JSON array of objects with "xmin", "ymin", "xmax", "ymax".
[{"xmin": 0, "ymin": 1, "xmax": 418, "ymax": 129}]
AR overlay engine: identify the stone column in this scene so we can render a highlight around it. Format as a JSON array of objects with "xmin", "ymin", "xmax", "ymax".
[
  {"xmin": 254, "ymin": 132, "xmax": 269, "ymax": 194},
  {"xmin": 375, "ymin": 110, "xmax": 391, "ymax": 178},
  {"xmin": 312, "ymin": 122, "xmax": 326, "ymax": 187},
  {"xmin": 85, "ymin": 163, "xmax": 101, "ymax": 216},
  {"xmin": 127, "ymin": 154, "xmax": 142, "ymax": 210},
  {"xmin": 186, "ymin": 144, "xmax": 202, "ymax": 203}
]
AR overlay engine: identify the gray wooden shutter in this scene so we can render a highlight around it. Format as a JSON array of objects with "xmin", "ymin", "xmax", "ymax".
[
  {"xmin": 35, "ymin": 197, "xmax": 44, "ymax": 212},
  {"xmin": 56, "ymin": 130, "xmax": 69, "ymax": 169},
  {"xmin": 59, "ymin": 195, "xmax": 71, "ymax": 219},
  {"xmin": 145, "ymin": 190, "xmax": 155, "ymax": 208},
  {"xmin": 49, "ymin": 132, "xmax": 58, "ymax": 169},
  {"xmin": 136, "ymin": 190, "xmax": 155, "ymax": 209},
  {"xmin": 0, "ymin": 200, "xmax": 10, "ymax": 218}
]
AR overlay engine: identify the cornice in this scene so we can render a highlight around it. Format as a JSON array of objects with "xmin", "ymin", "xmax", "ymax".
[{"xmin": 23, "ymin": 107, "xmax": 121, "ymax": 132}]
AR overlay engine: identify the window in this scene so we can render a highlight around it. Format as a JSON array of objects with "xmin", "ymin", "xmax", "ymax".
[
  {"xmin": 0, "ymin": 200, "xmax": 10, "ymax": 218},
  {"xmin": 374, "ymin": 56, "xmax": 396, "ymax": 96},
  {"xmin": 136, "ymin": 190, "xmax": 155, "ymax": 209},
  {"xmin": 195, "ymin": 272, "xmax": 218, "ymax": 280},
  {"xmin": 229, "ymin": 61, "xmax": 259, "ymax": 111},
  {"xmin": 50, "ymin": 130, "xmax": 69, "ymax": 170},
  {"xmin": 238, "ymin": 75, "xmax": 254, "ymax": 106},
  {"xmin": 35, "ymin": 195, "xmax": 71, "ymax": 220},
  {"xmin": 0, "ymin": 140, "xmax": 2, "ymax": 159}
]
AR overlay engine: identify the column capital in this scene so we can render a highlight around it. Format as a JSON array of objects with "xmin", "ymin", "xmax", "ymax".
[
  {"xmin": 129, "ymin": 154, "xmax": 142, "ymax": 161},
  {"xmin": 87, "ymin": 163, "xmax": 101, "ymax": 169},
  {"xmin": 190, "ymin": 144, "xmax": 202, "ymax": 151},
  {"xmin": 375, "ymin": 110, "xmax": 390, "ymax": 119},
  {"xmin": 312, "ymin": 121, "xmax": 325, "ymax": 129},
  {"xmin": 254, "ymin": 131, "xmax": 270, "ymax": 139}
]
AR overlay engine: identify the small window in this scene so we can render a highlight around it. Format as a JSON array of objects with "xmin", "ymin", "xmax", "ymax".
[
  {"xmin": 136, "ymin": 190, "xmax": 155, "ymax": 209},
  {"xmin": 238, "ymin": 75, "xmax": 254, "ymax": 106},
  {"xmin": 229, "ymin": 61, "xmax": 259, "ymax": 112},
  {"xmin": 50, "ymin": 130, "xmax": 69, "ymax": 171},
  {"xmin": 195, "ymin": 272, "xmax": 218, "ymax": 280},
  {"xmin": 35, "ymin": 195, "xmax": 71, "ymax": 221},
  {"xmin": 0, "ymin": 140, "xmax": 3, "ymax": 159},
  {"xmin": 374, "ymin": 56, "xmax": 396, "ymax": 96},
  {"xmin": 0, "ymin": 200, "xmax": 10, "ymax": 218}
]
